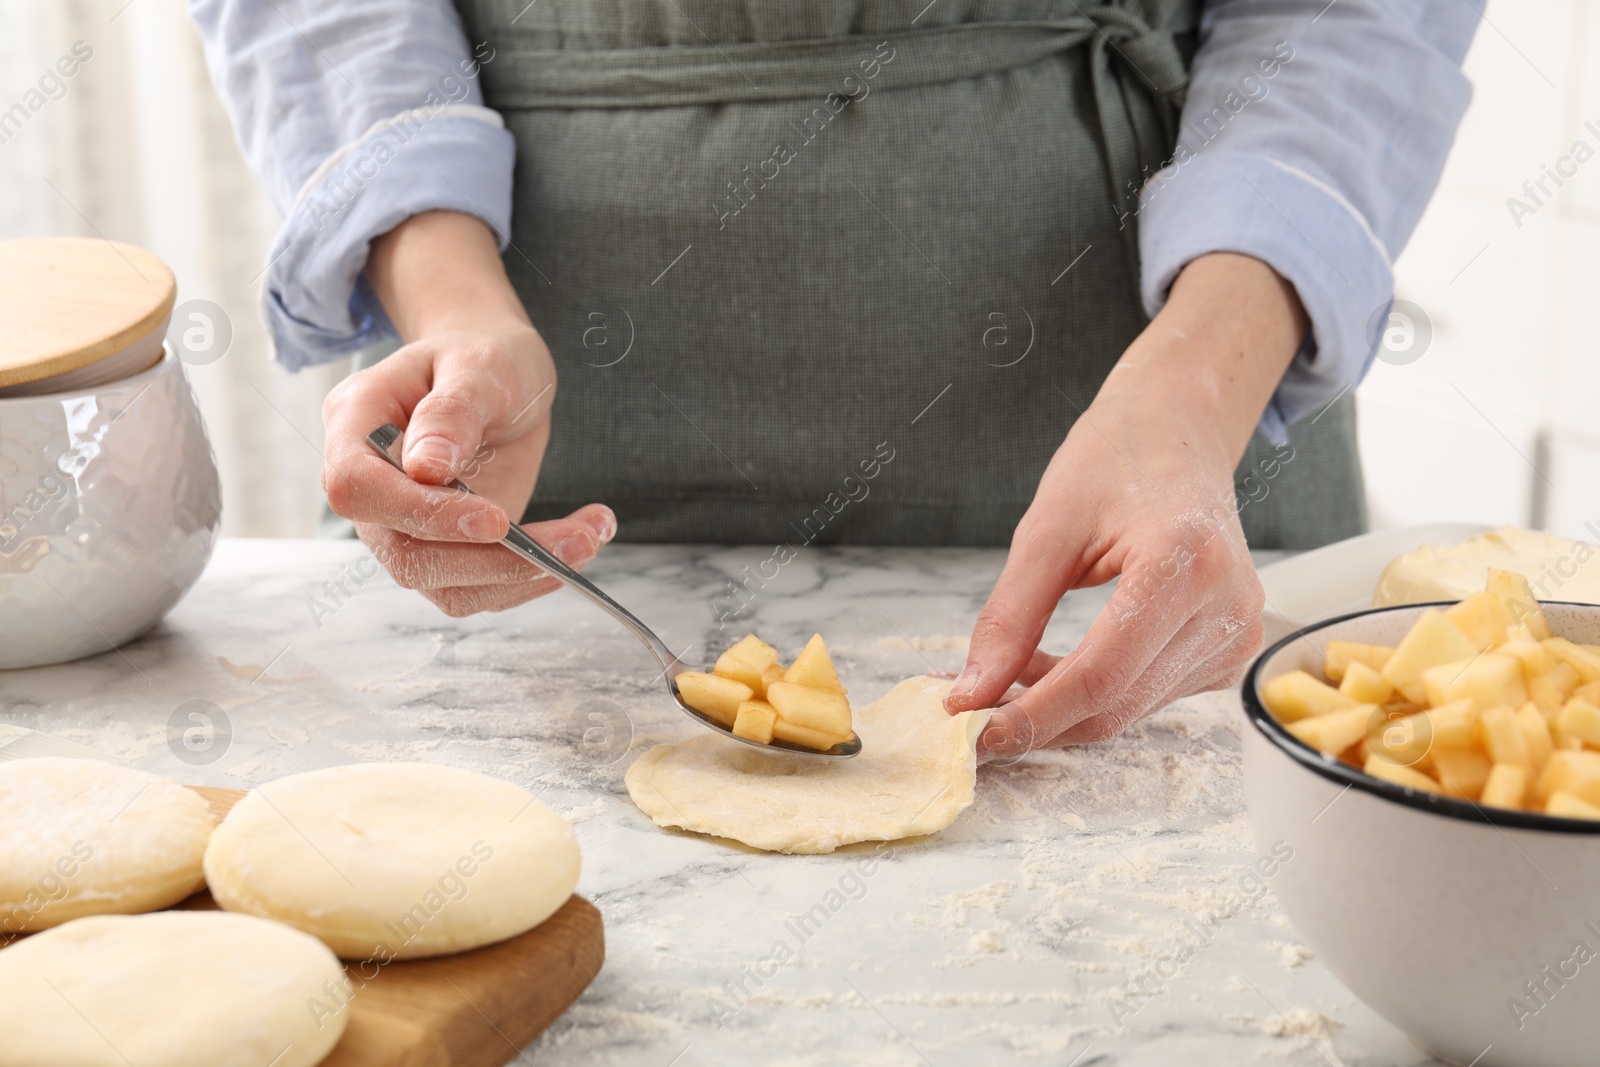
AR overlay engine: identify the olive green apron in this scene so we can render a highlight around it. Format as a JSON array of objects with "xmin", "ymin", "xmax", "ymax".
[{"xmin": 438, "ymin": 0, "xmax": 1365, "ymax": 551}]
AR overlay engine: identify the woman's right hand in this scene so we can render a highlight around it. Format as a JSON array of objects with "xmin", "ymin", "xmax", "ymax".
[{"xmin": 320, "ymin": 210, "xmax": 615, "ymax": 617}]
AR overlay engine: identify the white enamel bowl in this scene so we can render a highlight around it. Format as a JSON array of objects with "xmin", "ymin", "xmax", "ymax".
[
  {"xmin": 0, "ymin": 347, "xmax": 221, "ymax": 669},
  {"xmin": 1243, "ymin": 602, "xmax": 1600, "ymax": 1067}
]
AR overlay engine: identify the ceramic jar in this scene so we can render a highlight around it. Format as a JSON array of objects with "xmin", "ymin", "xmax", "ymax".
[{"xmin": 0, "ymin": 237, "xmax": 221, "ymax": 669}]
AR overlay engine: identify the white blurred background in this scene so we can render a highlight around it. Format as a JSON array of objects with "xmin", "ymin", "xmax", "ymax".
[
  {"xmin": 0, "ymin": 0, "xmax": 1593, "ymax": 541},
  {"xmin": 1, "ymin": 0, "xmax": 337, "ymax": 538}
]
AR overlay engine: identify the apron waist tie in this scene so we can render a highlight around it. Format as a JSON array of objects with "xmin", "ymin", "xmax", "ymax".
[
  {"xmin": 480, "ymin": 9, "xmax": 1194, "ymax": 278},
  {"xmin": 480, "ymin": 14, "xmax": 1188, "ymax": 110}
]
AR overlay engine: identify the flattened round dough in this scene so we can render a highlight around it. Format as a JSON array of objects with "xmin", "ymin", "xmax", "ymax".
[
  {"xmin": 626, "ymin": 676, "xmax": 989, "ymax": 854},
  {"xmin": 204, "ymin": 762, "xmax": 580, "ymax": 959},
  {"xmin": 0, "ymin": 758, "xmax": 215, "ymax": 934},
  {"xmin": 0, "ymin": 911, "xmax": 348, "ymax": 1067}
]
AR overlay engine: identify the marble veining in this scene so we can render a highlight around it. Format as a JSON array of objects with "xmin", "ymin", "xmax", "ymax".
[{"xmin": 0, "ymin": 540, "xmax": 1448, "ymax": 1066}]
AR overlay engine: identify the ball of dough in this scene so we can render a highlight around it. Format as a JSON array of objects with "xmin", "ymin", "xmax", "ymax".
[
  {"xmin": 204, "ymin": 762, "xmax": 580, "ymax": 959},
  {"xmin": 626, "ymin": 675, "xmax": 989, "ymax": 853},
  {"xmin": 0, "ymin": 911, "xmax": 348, "ymax": 1067},
  {"xmin": 0, "ymin": 757, "xmax": 216, "ymax": 935}
]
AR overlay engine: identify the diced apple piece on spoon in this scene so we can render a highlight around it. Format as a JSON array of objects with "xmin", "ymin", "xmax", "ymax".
[
  {"xmin": 675, "ymin": 671, "xmax": 753, "ymax": 727},
  {"xmin": 713, "ymin": 634, "xmax": 780, "ymax": 691},
  {"xmin": 771, "ymin": 719, "xmax": 850, "ymax": 752},
  {"xmin": 732, "ymin": 700, "xmax": 778, "ymax": 745},
  {"xmin": 767, "ymin": 681, "xmax": 852, "ymax": 738},
  {"xmin": 785, "ymin": 633, "xmax": 847, "ymax": 694}
]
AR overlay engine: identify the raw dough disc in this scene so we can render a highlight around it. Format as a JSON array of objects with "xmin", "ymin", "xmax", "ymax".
[
  {"xmin": 0, "ymin": 911, "xmax": 348, "ymax": 1067},
  {"xmin": 1374, "ymin": 525, "xmax": 1600, "ymax": 607},
  {"xmin": 203, "ymin": 762, "xmax": 580, "ymax": 959},
  {"xmin": 626, "ymin": 676, "xmax": 989, "ymax": 854},
  {"xmin": 0, "ymin": 757, "xmax": 216, "ymax": 934}
]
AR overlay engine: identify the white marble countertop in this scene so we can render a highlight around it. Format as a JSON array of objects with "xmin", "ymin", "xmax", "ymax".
[{"xmin": 0, "ymin": 539, "xmax": 1450, "ymax": 1067}]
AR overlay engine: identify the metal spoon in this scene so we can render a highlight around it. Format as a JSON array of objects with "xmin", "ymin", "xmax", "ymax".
[{"xmin": 366, "ymin": 424, "xmax": 861, "ymax": 759}]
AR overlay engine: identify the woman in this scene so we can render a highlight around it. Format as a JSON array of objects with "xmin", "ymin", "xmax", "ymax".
[{"xmin": 191, "ymin": 0, "xmax": 1478, "ymax": 756}]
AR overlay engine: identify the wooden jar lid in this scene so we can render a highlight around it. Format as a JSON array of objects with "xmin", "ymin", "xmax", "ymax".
[{"xmin": 0, "ymin": 236, "xmax": 177, "ymax": 389}]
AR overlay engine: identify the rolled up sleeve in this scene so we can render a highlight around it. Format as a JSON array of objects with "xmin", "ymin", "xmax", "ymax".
[
  {"xmin": 188, "ymin": 0, "xmax": 515, "ymax": 370},
  {"xmin": 1139, "ymin": 0, "xmax": 1481, "ymax": 441}
]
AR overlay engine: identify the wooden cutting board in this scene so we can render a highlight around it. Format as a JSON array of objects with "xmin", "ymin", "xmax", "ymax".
[{"xmin": 184, "ymin": 786, "xmax": 604, "ymax": 1067}]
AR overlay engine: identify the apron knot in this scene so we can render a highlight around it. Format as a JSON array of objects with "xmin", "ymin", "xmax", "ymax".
[{"xmin": 1085, "ymin": 6, "xmax": 1191, "ymax": 98}]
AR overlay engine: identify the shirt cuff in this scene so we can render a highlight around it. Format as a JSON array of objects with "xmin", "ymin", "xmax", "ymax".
[
  {"xmin": 262, "ymin": 106, "xmax": 515, "ymax": 372},
  {"xmin": 1138, "ymin": 150, "xmax": 1393, "ymax": 443}
]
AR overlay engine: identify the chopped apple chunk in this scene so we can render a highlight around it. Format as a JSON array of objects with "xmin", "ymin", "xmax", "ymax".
[
  {"xmin": 1529, "ymin": 661, "xmax": 1580, "ymax": 714},
  {"xmin": 675, "ymin": 671, "xmax": 753, "ymax": 727},
  {"xmin": 1324, "ymin": 641, "xmax": 1395, "ymax": 684},
  {"xmin": 1477, "ymin": 706, "xmax": 1530, "ymax": 767},
  {"xmin": 1502, "ymin": 637, "xmax": 1557, "ymax": 679},
  {"xmin": 767, "ymin": 681, "xmax": 852, "ymax": 738},
  {"xmin": 1381, "ymin": 609, "xmax": 1479, "ymax": 707},
  {"xmin": 1339, "ymin": 661, "xmax": 1395, "ymax": 705},
  {"xmin": 1421, "ymin": 652, "xmax": 1528, "ymax": 713},
  {"xmin": 1487, "ymin": 568, "xmax": 1552, "ymax": 640},
  {"xmin": 1419, "ymin": 700, "xmax": 1478, "ymax": 749},
  {"xmin": 1363, "ymin": 756, "xmax": 1442, "ymax": 794},
  {"xmin": 1545, "ymin": 638, "xmax": 1600, "ymax": 685},
  {"xmin": 695, "ymin": 632, "xmax": 855, "ymax": 750},
  {"xmin": 1547, "ymin": 791, "xmax": 1600, "ymax": 820},
  {"xmin": 1536, "ymin": 750, "xmax": 1600, "ymax": 806},
  {"xmin": 785, "ymin": 633, "xmax": 847, "ymax": 694},
  {"xmin": 732, "ymin": 699, "xmax": 778, "ymax": 745},
  {"xmin": 1481, "ymin": 762, "xmax": 1528, "ymax": 810},
  {"xmin": 1558, "ymin": 698, "xmax": 1600, "ymax": 747},
  {"xmin": 713, "ymin": 633, "xmax": 780, "ymax": 691},
  {"xmin": 1431, "ymin": 747, "xmax": 1491, "ymax": 800},
  {"xmin": 1286, "ymin": 705, "xmax": 1373, "ymax": 755},
  {"xmin": 1261, "ymin": 670, "xmax": 1356, "ymax": 723},
  {"xmin": 757, "ymin": 662, "xmax": 787, "ymax": 699},
  {"xmin": 1445, "ymin": 592, "xmax": 1508, "ymax": 652},
  {"xmin": 1517, "ymin": 703, "xmax": 1553, "ymax": 776},
  {"xmin": 771, "ymin": 719, "xmax": 849, "ymax": 752}
]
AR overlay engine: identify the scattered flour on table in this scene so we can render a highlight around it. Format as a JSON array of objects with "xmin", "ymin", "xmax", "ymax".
[
  {"xmin": 564, "ymin": 797, "xmax": 608, "ymax": 823},
  {"xmin": 932, "ymin": 1020, "xmax": 1097, "ymax": 1059},
  {"xmin": 1260, "ymin": 1009, "xmax": 1344, "ymax": 1065},
  {"xmin": 745, "ymin": 990, "xmax": 843, "ymax": 1010},
  {"xmin": 902, "ymin": 687, "xmax": 1323, "ymax": 1051},
  {"xmin": 919, "ymin": 881, "xmax": 1015, "ymax": 929},
  {"xmin": 543, "ymin": 1002, "xmax": 680, "ymax": 1042},
  {"xmin": 59, "ymin": 722, "xmax": 163, "ymax": 762},
  {"xmin": 761, "ymin": 1052, "xmax": 927, "ymax": 1067},
  {"xmin": 994, "ymin": 1022, "xmax": 1099, "ymax": 1058},
  {"xmin": 879, "ymin": 990, "xmax": 1075, "ymax": 1007},
  {"xmin": 1267, "ymin": 941, "xmax": 1313, "ymax": 968},
  {"xmin": 265, "ymin": 723, "xmax": 310, "ymax": 746},
  {"xmin": 969, "ymin": 929, "xmax": 1006, "ymax": 954},
  {"xmin": 216, "ymin": 655, "xmax": 319, "ymax": 685},
  {"xmin": 982, "ymin": 689, "xmax": 1246, "ymax": 829}
]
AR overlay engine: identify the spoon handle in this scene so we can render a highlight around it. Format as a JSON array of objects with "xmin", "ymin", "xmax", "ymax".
[{"xmin": 365, "ymin": 424, "xmax": 687, "ymax": 679}]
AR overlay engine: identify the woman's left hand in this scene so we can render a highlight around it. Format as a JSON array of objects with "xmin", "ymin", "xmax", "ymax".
[{"xmin": 945, "ymin": 252, "xmax": 1308, "ymax": 757}]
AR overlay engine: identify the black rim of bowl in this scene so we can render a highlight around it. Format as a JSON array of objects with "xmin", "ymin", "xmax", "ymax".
[{"xmin": 1243, "ymin": 601, "xmax": 1600, "ymax": 834}]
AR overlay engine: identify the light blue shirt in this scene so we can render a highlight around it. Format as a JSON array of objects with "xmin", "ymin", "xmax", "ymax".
[{"xmin": 189, "ymin": 0, "xmax": 1480, "ymax": 441}]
